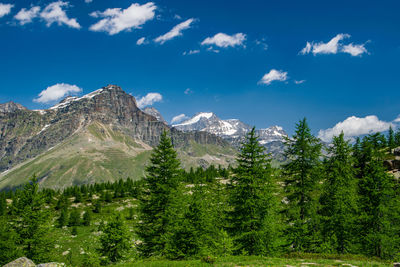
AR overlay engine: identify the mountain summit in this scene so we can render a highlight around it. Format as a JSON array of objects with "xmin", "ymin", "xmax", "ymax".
[{"xmin": 0, "ymin": 85, "xmax": 234, "ymax": 189}]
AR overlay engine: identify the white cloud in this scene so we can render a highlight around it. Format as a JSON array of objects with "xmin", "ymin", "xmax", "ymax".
[
  {"xmin": 301, "ymin": 33, "xmax": 350, "ymax": 55},
  {"xmin": 40, "ymin": 1, "xmax": 81, "ymax": 29},
  {"xmin": 136, "ymin": 37, "xmax": 147, "ymax": 45},
  {"xmin": 85, "ymin": 0, "xmax": 93, "ymax": 3},
  {"xmin": 259, "ymin": 69, "xmax": 288, "ymax": 85},
  {"xmin": 171, "ymin": 114, "xmax": 188, "ymax": 124},
  {"xmin": 89, "ymin": 2, "xmax": 156, "ymax": 35},
  {"xmin": 184, "ymin": 88, "xmax": 193, "ymax": 94},
  {"xmin": 300, "ymin": 33, "xmax": 369, "ymax": 57},
  {"xmin": 34, "ymin": 83, "xmax": 82, "ymax": 104},
  {"xmin": 136, "ymin": 92, "xmax": 162, "ymax": 108},
  {"xmin": 294, "ymin": 80, "xmax": 306, "ymax": 84},
  {"xmin": 394, "ymin": 115, "xmax": 400, "ymax": 123},
  {"xmin": 154, "ymin": 18, "xmax": 194, "ymax": 44},
  {"xmin": 201, "ymin": 33, "xmax": 246, "ymax": 48},
  {"xmin": 173, "ymin": 14, "xmax": 182, "ymax": 20},
  {"xmin": 14, "ymin": 6, "xmax": 41, "ymax": 25},
  {"xmin": 182, "ymin": 49, "xmax": 200, "ymax": 55},
  {"xmin": 318, "ymin": 115, "xmax": 393, "ymax": 142},
  {"xmin": 255, "ymin": 39, "xmax": 268, "ymax": 50},
  {"xmin": 341, "ymin": 43, "xmax": 368, "ymax": 56},
  {"xmin": 0, "ymin": 3, "xmax": 13, "ymax": 18}
]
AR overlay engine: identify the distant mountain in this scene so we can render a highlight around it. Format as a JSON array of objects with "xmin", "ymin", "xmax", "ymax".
[
  {"xmin": 173, "ymin": 112, "xmax": 287, "ymax": 159},
  {"xmin": 143, "ymin": 107, "xmax": 166, "ymax": 124},
  {"xmin": 0, "ymin": 85, "xmax": 235, "ymax": 190},
  {"xmin": 0, "ymin": 101, "xmax": 26, "ymax": 113}
]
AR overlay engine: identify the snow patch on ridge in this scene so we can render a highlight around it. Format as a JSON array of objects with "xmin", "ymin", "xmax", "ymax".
[{"xmin": 174, "ymin": 112, "xmax": 214, "ymax": 126}]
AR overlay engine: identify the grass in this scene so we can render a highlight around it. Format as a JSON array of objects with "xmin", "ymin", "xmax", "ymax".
[{"xmin": 114, "ymin": 255, "xmax": 391, "ymax": 267}]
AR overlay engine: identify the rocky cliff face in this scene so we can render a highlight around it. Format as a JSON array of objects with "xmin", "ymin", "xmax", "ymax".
[
  {"xmin": 0, "ymin": 85, "xmax": 228, "ymax": 173},
  {"xmin": 143, "ymin": 107, "xmax": 167, "ymax": 124}
]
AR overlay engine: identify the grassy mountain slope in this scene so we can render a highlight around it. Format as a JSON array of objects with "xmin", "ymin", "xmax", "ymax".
[{"xmin": 0, "ymin": 121, "xmax": 236, "ymax": 190}]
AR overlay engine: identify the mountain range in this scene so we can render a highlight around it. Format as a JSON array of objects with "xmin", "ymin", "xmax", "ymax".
[{"xmin": 0, "ymin": 85, "xmax": 287, "ymax": 190}]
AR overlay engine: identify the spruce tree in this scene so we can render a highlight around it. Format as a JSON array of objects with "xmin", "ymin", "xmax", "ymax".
[
  {"xmin": 228, "ymin": 127, "xmax": 281, "ymax": 255},
  {"xmin": 99, "ymin": 213, "xmax": 130, "ymax": 263},
  {"xmin": 282, "ymin": 118, "xmax": 322, "ymax": 252},
  {"xmin": 137, "ymin": 131, "xmax": 181, "ymax": 257},
  {"xmin": 319, "ymin": 132, "xmax": 358, "ymax": 253},
  {"xmin": 0, "ymin": 192, "xmax": 7, "ymax": 216},
  {"xmin": 12, "ymin": 177, "xmax": 54, "ymax": 263},
  {"xmin": 69, "ymin": 208, "xmax": 81, "ymax": 226},
  {"xmin": 395, "ymin": 128, "xmax": 400, "ymax": 147}
]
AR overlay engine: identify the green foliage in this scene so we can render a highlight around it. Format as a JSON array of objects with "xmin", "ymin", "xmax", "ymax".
[
  {"xmin": 387, "ymin": 126, "xmax": 395, "ymax": 150},
  {"xmin": 228, "ymin": 127, "xmax": 281, "ymax": 255},
  {"xmin": 71, "ymin": 226, "xmax": 78, "ymax": 235},
  {"xmin": 99, "ymin": 213, "xmax": 131, "ymax": 263},
  {"xmin": 0, "ymin": 192, "xmax": 7, "ymax": 216},
  {"xmin": 282, "ymin": 118, "xmax": 322, "ymax": 252},
  {"xmin": 12, "ymin": 176, "xmax": 54, "ymax": 263},
  {"xmin": 83, "ymin": 210, "xmax": 92, "ymax": 226},
  {"xmin": 69, "ymin": 208, "xmax": 81, "ymax": 226},
  {"xmin": 357, "ymin": 137, "xmax": 400, "ymax": 259},
  {"xmin": 93, "ymin": 201, "xmax": 101, "ymax": 213},
  {"xmin": 0, "ymin": 216, "xmax": 22, "ymax": 265},
  {"xmin": 58, "ymin": 206, "xmax": 69, "ymax": 228},
  {"xmin": 320, "ymin": 132, "xmax": 358, "ymax": 254},
  {"xmin": 137, "ymin": 131, "xmax": 182, "ymax": 257}
]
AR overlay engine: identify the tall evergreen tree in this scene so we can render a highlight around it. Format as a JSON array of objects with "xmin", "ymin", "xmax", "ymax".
[
  {"xmin": 320, "ymin": 132, "xmax": 358, "ymax": 253},
  {"xmin": 69, "ymin": 208, "xmax": 81, "ymax": 226},
  {"xmin": 395, "ymin": 128, "xmax": 400, "ymax": 147},
  {"xmin": 58, "ymin": 206, "xmax": 69, "ymax": 228},
  {"xmin": 12, "ymin": 177, "xmax": 54, "ymax": 263},
  {"xmin": 282, "ymin": 118, "xmax": 322, "ymax": 252},
  {"xmin": 0, "ymin": 192, "xmax": 7, "ymax": 216},
  {"xmin": 357, "ymin": 138, "xmax": 400, "ymax": 258},
  {"xmin": 228, "ymin": 127, "xmax": 281, "ymax": 255},
  {"xmin": 83, "ymin": 210, "xmax": 92, "ymax": 226},
  {"xmin": 137, "ymin": 131, "xmax": 181, "ymax": 257}
]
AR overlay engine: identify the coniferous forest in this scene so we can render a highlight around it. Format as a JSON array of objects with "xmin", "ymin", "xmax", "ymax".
[{"xmin": 1, "ymin": 119, "xmax": 400, "ymax": 266}]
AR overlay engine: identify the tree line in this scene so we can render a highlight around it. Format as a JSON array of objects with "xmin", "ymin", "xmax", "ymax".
[{"xmin": 0, "ymin": 119, "xmax": 400, "ymax": 265}]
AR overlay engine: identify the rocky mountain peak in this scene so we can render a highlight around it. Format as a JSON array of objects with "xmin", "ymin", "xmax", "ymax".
[
  {"xmin": 0, "ymin": 101, "xmax": 26, "ymax": 113},
  {"xmin": 143, "ymin": 107, "xmax": 166, "ymax": 124}
]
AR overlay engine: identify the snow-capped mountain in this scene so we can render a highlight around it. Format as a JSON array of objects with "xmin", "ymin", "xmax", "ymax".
[
  {"xmin": 173, "ymin": 112, "xmax": 252, "ymax": 138},
  {"xmin": 143, "ymin": 107, "xmax": 167, "ymax": 124},
  {"xmin": 173, "ymin": 112, "xmax": 287, "ymax": 147}
]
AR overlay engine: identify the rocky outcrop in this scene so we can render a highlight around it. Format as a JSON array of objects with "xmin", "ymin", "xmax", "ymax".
[
  {"xmin": 143, "ymin": 107, "xmax": 167, "ymax": 124},
  {"xmin": 0, "ymin": 101, "xmax": 26, "ymax": 113},
  {"xmin": 3, "ymin": 257, "xmax": 64, "ymax": 267}
]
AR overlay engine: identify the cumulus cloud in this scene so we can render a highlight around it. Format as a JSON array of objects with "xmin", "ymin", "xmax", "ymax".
[
  {"xmin": 154, "ymin": 18, "xmax": 194, "ymax": 44},
  {"xmin": 171, "ymin": 114, "xmax": 188, "ymax": 124},
  {"xmin": 201, "ymin": 33, "xmax": 246, "ymax": 48},
  {"xmin": 136, "ymin": 37, "xmax": 147, "ymax": 45},
  {"xmin": 318, "ymin": 115, "xmax": 393, "ymax": 142},
  {"xmin": 259, "ymin": 69, "xmax": 288, "ymax": 85},
  {"xmin": 40, "ymin": 1, "xmax": 80, "ymax": 29},
  {"xmin": 341, "ymin": 43, "xmax": 369, "ymax": 56},
  {"xmin": 14, "ymin": 6, "xmax": 41, "ymax": 25},
  {"xmin": 182, "ymin": 49, "xmax": 200, "ymax": 55},
  {"xmin": 89, "ymin": 2, "xmax": 156, "ymax": 35},
  {"xmin": 394, "ymin": 115, "xmax": 400, "ymax": 123},
  {"xmin": 34, "ymin": 83, "xmax": 82, "ymax": 104},
  {"xmin": 300, "ymin": 33, "xmax": 369, "ymax": 57},
  {"xmin": 0, "ymin": 3, "xmax": 13, "ymax": 18},
  {"xmin": 136, "ymin": 92, "xmax": 162, "ymax": 108}
]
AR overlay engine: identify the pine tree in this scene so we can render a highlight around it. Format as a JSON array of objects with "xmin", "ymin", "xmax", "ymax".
[
  {"xmin": 388, "ymin": 126, "xmax": 395, "ymax": 150},
  {"xmin": 228, "ymin": 127, "xmax": 281, "ymax": 255},
  {"xmin": 319, "ymin": 132, "xmax": 358, "ymax": 254},
  {"xmin": 93, "ymin": 201, "xmax": 101, "ymax": 213},
  {"xmin": 137, "ymin": 131, "xmax": 181, "ymax": 257},
  {"xmin": 58, "ymin": 206, "xmax": 69, "ymax": 228},
  {"xmin": 12, "ymin": 176, "xmax": 54, "ymax": 263},
  {"xmin": 357, "ymin": 138, "xmax": 400, "ymax": 258},
  {"xmin": 282, "ymin": 118, "xmax": 322, "ymax": 252},
  {"xmin": 395, "ymin": 128, "xmax": 400, "ymax": 147},
  {"xmin": 99, "ymin": 213, "xmax": 130, "ymax": 263},
  {"xmin": 0, "ymin": 192, "xmax": 7, "ymax": 216}
]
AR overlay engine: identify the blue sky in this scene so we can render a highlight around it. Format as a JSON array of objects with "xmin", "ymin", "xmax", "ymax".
[{"xmin": 0, "ymin": 0, "xmax": 399, "ymax": 140}]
